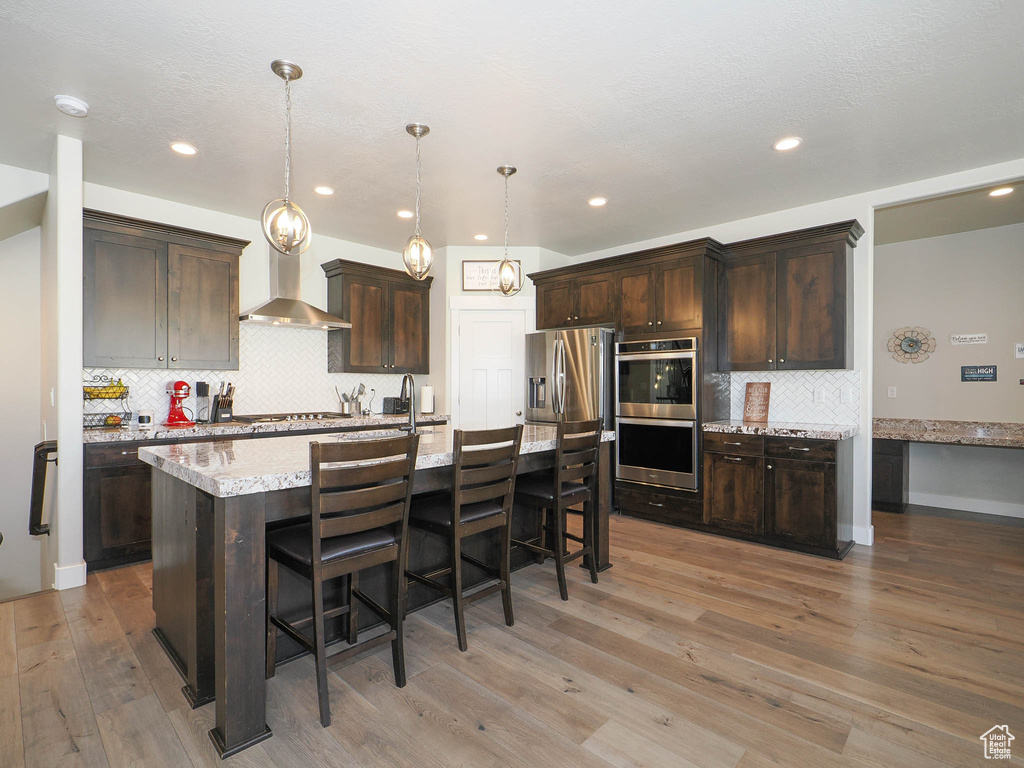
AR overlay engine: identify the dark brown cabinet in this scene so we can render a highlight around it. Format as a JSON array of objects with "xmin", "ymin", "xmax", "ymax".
[
  {"xmin": 765, "ymin": 458, "xmax": 836, "ymax": 547},
  {"xmin": 84, "ymin": 443, "xmax": 154, "ymax": 570},
  {"xmin": 536, "ymin": 279, "xmax": 574, "ymax": 329},
  {"xmin": 705, "ymin": 452, "xmax": 763, "ymax": 534},
  {"xmin": 871, "ymin": 438, "xmax": 909, "ymax": 513},
  {"xmin": 83, "ymin": 211, "xmax": 246, "ymax": 370},
  {"xmin": 718, "ymin": 221, "xmax": 861, "ymax": 372},
  {"xmin": 617, "ymin": 266, "xmax": 657, "ymax": 334},
  {"xmin": 575, "ymin": 273, "xmax": 616, "ymax": 326},
  {"xmin": 700, "ymin": 432, "xmax": 853, "ymax": 558},
  {"xmin": 322, "ymin": 259, "xmax": 431, "ymax": 374},
  {"xmin": 656, "ymin": 257, "xmax": 703, "ymax": 331}
]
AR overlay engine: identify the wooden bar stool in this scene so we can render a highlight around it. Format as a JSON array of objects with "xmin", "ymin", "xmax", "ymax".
[
  {"xmin": 512, "ymin": 419, "xmax": 602, "ymax": 600},
  {"xmin": 405, "ymin": 425, "xmax": 524, "ymax": 651},
  {"xmin": 265, "ymin": 433, "xmax": 419, "ymax": 727}
]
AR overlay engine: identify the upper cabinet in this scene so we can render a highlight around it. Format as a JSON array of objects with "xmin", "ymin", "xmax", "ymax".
[
  {"xmin": 718, "ymin": 221, "xmax": 862, "ymax": 371},
  {"xmin": 322, "ymin": 259, "xmax": 431, "ymax": 374},
  {"xmin": 83, "ymin": 211, "xmax": 246, "ymax": 370},
  {"xmin": 530, "ymin": 242, "xmax": 719, "ymax": 334}
]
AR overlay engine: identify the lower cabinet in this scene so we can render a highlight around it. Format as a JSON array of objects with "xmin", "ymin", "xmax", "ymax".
[
  {"xmin": 705, "ymin": 452, "xmax": 763, "ymax": 534},
  {"xmin": 871, "ymin": 438, "xmax": 909, "ymax": 513},
  {"xmin": 84, "ymin": 457, "xmax": 153, "ymax": 570},
  {"xmin": 614, "ymin": 431, "xmax": 854, "ymax": 558}
]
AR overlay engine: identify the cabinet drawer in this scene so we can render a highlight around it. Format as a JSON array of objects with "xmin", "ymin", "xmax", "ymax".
[
  {"xmin": 703, "ymin": 432, "xmax": 764, "ymax": 456},
  {"xmin": 615, "ymin": 486, "xmax": 702, "ymax": 524},
  {"xmin": 85, "ymin": 443, "xmax": 146, "ymax": 468},
  {"xmin": 765, "ymin": 437, "xmax": 836, "ymax": 463}
]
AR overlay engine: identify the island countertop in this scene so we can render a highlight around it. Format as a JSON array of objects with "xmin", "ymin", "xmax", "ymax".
[
  {"xmin": 139, "ymin": 424, "xmax": 615, "ymax": 498},
  {"xmin": 84, "ymin": 413, "xmax": 449, "ymax": 444}
]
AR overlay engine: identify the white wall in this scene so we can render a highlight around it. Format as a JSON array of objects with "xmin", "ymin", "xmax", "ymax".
[
  {"xmin": 874, "ymin": 222, "xmax": 1024, "ymax": 517},
  {"xmin": 874, "ymin": 223, "xmax": 1024, "ymax": 422},
  {"xmin": 0, "ymin": 227, "xmax": 45, "ymax": 600},
  {"xmin": 572, "ymin": 155, "xmax": 1024, "ymax": 546}
]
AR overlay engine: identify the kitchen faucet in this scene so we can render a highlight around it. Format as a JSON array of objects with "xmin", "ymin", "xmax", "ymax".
[{"xmin": 400, "ymin": 373, "xmax": 416, "ymax": 434}]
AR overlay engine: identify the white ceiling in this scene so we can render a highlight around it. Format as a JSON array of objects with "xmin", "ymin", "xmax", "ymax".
[
  {"xmin": 875, "ymin": 180, "xmax": 1024, "ymax": 245},
  {"xmin": 1, "ymin": 1, "xmax": 1022, "ymax": 256}
]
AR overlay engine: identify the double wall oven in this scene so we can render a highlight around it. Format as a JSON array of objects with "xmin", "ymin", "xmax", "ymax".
[{"xmin": 615, "ymin": 337, "xmax": 699, "ymax": 491}]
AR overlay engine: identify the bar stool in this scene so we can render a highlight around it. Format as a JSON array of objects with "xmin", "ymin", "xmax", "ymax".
[
  {"xmin": 265, "ymin": 433, "xmax": 419, "ymax": 727},
  {"xmin": 512, "ymin": 419, "xmax": 602, "ymax": 600},
  {"xmin": 405, "ymin": 425, "xmax": 524, "ymax": 651}
]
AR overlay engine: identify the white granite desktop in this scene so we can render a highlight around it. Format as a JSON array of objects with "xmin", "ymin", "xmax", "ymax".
[{"xmin": 139, "ymin": 424, "xmax": 615, "ymax": 498}]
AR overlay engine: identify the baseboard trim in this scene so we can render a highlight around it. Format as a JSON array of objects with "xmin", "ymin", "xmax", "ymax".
[
  {"xmin": 853, "ymin": 524, "xmax": 874, "ymax": 546},
  {"xmin": 53, "ymin": 561, "xmax": 87, "ymax": 590},
  {"xmin": 909, "ymin": 492, "xmax": 1024, "ymax": 520}
]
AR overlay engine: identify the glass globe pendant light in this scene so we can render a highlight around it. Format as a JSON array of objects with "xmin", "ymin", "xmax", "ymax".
[
  {"xmin": 402, "ymin": 123, "xmax": 433, "ymax": 280},
  {"xmin": 261, "ymin": 60, "xmax": 312, "ymax": 256},
  {"xmin": 495, "ymin": 165, "xmax": 522, "ymax": 296}
]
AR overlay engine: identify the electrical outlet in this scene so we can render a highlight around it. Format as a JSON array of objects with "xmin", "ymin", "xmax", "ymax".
[
  {"xmin": 840, "ymin": 386, "xmax": 853, "ymax": 404},
  {"xmin": 813, "ymin": 386, "xmax": 826, "ymax": 403},
  {"xmin": 887, "ymin": 386, "xmax": 897, "ymax": 399}
]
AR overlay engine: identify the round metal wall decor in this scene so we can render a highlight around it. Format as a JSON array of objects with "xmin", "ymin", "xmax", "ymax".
[{"xmin": 887, "ymin": 326, "xmax": 936, "ymax": 363}]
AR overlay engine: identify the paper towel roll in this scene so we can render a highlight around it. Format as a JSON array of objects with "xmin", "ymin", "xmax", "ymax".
[{"xmin": 420, "ymin": 385, "xmax": 434, "ymax": 414}]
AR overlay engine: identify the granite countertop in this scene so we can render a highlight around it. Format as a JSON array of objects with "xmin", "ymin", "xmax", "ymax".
[
  {"xmin": 83, "ymin": 413, "xmax": 449, "ymax": 444},
  {"xmin": 139, "ymin": 424, "xmax": 616, "ymax": 498},
  {"xmin": 703, "ymin": 420, "xmax": 859, "ymax": 440},
  {"xmin": 873, "ymin": 418, "xmax": 1024, "ymax": 449}
]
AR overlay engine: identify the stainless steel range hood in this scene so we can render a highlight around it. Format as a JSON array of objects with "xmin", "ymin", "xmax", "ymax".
[{"xmin": 240, "ymin": 248, "xmax": 351, "ymax": 329}]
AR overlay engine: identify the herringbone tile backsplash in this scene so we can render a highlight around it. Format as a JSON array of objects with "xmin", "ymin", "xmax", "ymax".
[
  {"xmin": 84, "ymin": 325, "xmax": 418, "ymax": 422},
  {"xmin": 729, "ymin": 370, "xmax": 861, "ymax": 424}
]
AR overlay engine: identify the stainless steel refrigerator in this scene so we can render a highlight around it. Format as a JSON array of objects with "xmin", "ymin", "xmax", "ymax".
[{"xmin": 525, "ymin": 327, "xmax": 614, "ymax": 429}]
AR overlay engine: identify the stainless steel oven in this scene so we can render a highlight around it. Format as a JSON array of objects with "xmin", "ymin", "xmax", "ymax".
[
  {"xmin": 615, "ymin": 338, "xmax": 697, "ymax": 420},
  {"xmin": 615, "ymin": 417, "xmax": 698, "ymax": 490}
]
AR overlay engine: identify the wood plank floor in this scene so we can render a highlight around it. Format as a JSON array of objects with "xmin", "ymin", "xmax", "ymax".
[{"xmin": 3, "ymin": 509, "xmax": 1023, "ymax": 767}]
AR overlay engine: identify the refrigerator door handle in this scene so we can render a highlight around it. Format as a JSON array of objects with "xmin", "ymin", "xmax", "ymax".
[
  {"xmin": 550, "ymin": 339, "xmax": 561, "ymax": 417},
  {"xmin": 557, "ymin": 338, "xmax": 567, "ymax": 420}
]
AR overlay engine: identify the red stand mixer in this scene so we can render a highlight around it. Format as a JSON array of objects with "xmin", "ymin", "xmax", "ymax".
[{"xmin": 164, "ymin": 380, "xmax": 196, "ymax": 427}]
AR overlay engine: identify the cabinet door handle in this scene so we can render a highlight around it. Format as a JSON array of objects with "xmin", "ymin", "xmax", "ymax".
[
  {"xmin": 724, "ymin": 441, "xmax": 742, "ymax": 446},
  {"xmin": 768, "ymin": 358, "xmax": 773, "ymax": 364},
  {"xmin": 171, "ymin": 357, "xmax": 178, "ymax": 362},
  {"xmin": 779, "ymin": 358, "xmax": 785, "ymax": 363},
  {"xmin": 383, "ymin": 364, "xmax": 388, "ymax": 368},
  {"xmin": 158, "ymin": 356, "xmax": 165, "ymax": 361},
  {"xmin": 647, "ymin": 321, "xmax": 653, "ymax": 326},
  {"xmin": 788, "ymin": 447, "xmax": 811, "ymax": 452},
  {"xmin": 657, "ymin": 320, "xmax": 663, "ymax": 325},
  {"xmin": 724, "ymin": 456, "xmax": 744, "ymax": 462},
  {"xmin": 648, "ymin": 502, "xmax": 665, "ymax": 508},
  {"xmin": 573, "ymin": 316, "xmax": 579, "ymax": 320},
  {"xmin": 120, "ymin": 450, "xmax": 137, "ymax": 456},
  {"xmin": 767, "ymin": 464, "xmax": 773, "ymax": 470}
]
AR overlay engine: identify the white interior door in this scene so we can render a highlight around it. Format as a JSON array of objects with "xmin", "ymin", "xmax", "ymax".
[{"xmin": 457, "ymin": 310, "xmax": 525, "ymax": 430}]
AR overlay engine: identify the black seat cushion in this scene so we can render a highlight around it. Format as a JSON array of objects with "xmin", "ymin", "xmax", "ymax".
[
  {"xmin": 409, "ymin": 492, "xmax": 504, "ymax": 528},
  {"xmin": 515, "ymin": 473, "xmax": 590, "ymax": 504},
  {"xmin": 267, "ymin": 523, "xmax": 396, "ymax": 574}
]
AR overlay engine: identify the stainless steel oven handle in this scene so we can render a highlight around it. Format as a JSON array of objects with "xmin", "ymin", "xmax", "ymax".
[
  {"xmin": 617, "ymin": 417, "xmax": 696, "ymax": 428},
  {"xmin": 615, "ymin": 351, "xmax": 696, "ymax": 362}
]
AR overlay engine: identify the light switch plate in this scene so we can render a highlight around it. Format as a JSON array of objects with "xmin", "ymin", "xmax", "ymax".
[
  {"xmin": 813, "ymin": 386, "xmax": 826, "ymax": 403},
  {"xmin": 887, "ymin": 386, "xmax": 897, "ymax": 399}
]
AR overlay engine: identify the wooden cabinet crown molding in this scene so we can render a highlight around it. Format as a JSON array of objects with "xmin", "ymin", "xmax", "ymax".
[
  {"xmin": 722, "ymin": 219, "xmax": 863, "ymax": 260},
  {"xmin": 528, "ymin": 237, "xmax": 726, "ymax": 285},
  {"xmin": 320, "ymin": 257, "xmax": 434, "ymax": 287},
  {"xmin": 83, "ymin": 209, "xmax": 250, "ymax": 253}
]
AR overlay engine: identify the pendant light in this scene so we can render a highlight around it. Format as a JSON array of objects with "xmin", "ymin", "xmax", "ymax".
[
  {"xmin": 495, "ymin": 165, "xmax": 522, "ymax": 296},
  {"xmin": 402, "ymin": 123, "xmax": 433, "ymax": 280},
  {"xmin": 261, "ymin": 60, "xmax": 312, "ymax": 256}
]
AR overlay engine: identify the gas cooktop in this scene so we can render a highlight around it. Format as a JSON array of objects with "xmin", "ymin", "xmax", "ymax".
[{"xmin": 233, "ymin": 412, "xmax": 349, "ymax": 423}]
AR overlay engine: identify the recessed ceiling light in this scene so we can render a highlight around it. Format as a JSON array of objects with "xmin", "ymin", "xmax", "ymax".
[
  {"xmin": 54, "ymin": 95, "xmax": 89, "ymax": 118},
  {"xmin": 474, "ymin": 234, "xmax": 488, "ymax": 241},
  {"xmin": 314, "ymin": 185, "xmax": 334, "ymax": 196},
  {"xmin": 170, "ymin": 142, "xmax": 197, "ymax": 156},
  {"xmin": 989, "ymin": 186, "xmax": 1014, "ymax": 197},
  {"xmin": 397, "ymin": 209, "xmax": 414, "ymax": 219},
  {"xmin": 773, "ymin": 137, "xmax": 802, "ymax": 152},
  {"xmin": 588, "ymin": 197, "xmax": 608, "ymax": 207}
]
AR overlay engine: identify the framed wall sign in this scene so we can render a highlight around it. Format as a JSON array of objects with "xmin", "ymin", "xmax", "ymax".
[
  {"xmin": 742, "ymin": 382, "xmax": 771, "ymax": 423},
  {"xmin": 961, "ymin": 365, "xmax": 997, "ymax": 382},
  {"xmin": 462, "ymin": 260, "xmax": 523, "ymax": 292}
]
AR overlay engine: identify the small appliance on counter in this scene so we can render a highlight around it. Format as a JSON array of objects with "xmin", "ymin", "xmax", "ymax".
[
  {"xmin": 164, "ymin": 381, "xmax": 196, "ymax": 427},
  {"xmin": 421, "ymin": 385, "xmax": 435, "ymax": 414},
  {"xmin": 137, "ymin": 410, "xmax": 154, "ymax": 430},
  {"xmin": 195, "ymin": 381, "xmax": 212, "ymax": 422},
  {"xmin": 382, "ymin": 396, "xmax": 408, "ymax": 415}
]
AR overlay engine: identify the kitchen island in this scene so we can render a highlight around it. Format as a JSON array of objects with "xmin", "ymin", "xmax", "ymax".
[{"xmin": 140, "ymin": 423, "xmax": 615, "ymax": 757}]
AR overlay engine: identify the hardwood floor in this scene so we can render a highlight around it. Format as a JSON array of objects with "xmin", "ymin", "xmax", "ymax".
[{"xmin": 2, "ymin": 510, "xmax": 1023, "ymax": 767}]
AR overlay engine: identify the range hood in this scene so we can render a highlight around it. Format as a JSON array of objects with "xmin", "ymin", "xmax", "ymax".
[{"xmin": 240, "ymin": 248, "xmax": 351, "ymax": 330}]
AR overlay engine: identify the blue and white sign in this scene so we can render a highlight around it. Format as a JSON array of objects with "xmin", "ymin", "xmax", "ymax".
[{"xmin": 961, "ymin": 365, "xmax": 997, "ymax": 382}]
